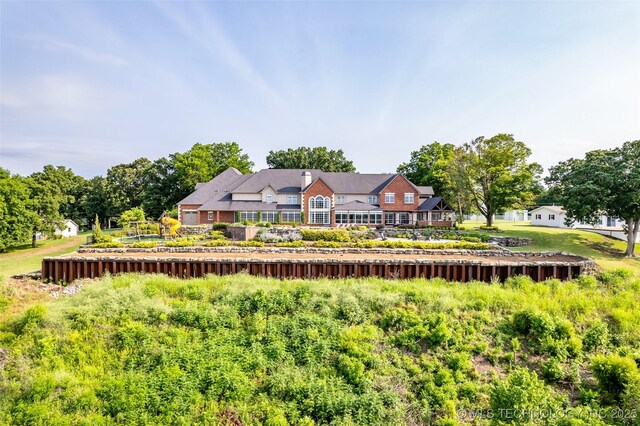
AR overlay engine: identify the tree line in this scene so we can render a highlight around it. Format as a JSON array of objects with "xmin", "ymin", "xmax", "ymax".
[{"xmin": 1, "ymin": 136, "xmax": 638, "ymax": 255}]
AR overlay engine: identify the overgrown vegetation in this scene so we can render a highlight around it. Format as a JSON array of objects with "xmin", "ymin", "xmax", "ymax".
[{"xmin": 1, "ymin": 271, "xmax": 638, "ymax": 424}]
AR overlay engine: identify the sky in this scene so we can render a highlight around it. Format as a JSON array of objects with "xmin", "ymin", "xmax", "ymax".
[{"xmin": 1, "ymin": 1, "xmax": 639, "ymax": 178}]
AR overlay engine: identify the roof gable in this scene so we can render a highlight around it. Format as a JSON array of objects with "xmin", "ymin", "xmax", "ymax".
[{"xmin": 178, "ymin": 167, "xmax": 247, "ymax": 205}]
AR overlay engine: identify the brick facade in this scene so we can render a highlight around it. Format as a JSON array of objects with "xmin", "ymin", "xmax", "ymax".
[
  {"xmin": 200, "ymin": 211, "xmax": 235, "ymax": 224},
  {"xmin": 302, "ymin": 178, "xmax": 334, "ymax": 225},
  {"xmin": 378, "ymin": 175, "xmax": 419, "ymax": 211}
]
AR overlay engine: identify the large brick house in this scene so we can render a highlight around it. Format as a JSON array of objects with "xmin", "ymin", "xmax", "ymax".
[{"xmin": 177, "ymin": 168, "xmax": 454, "ymax": 227}]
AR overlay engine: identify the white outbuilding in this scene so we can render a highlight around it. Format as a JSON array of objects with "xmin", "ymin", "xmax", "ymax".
[{"xmin": 54, "ymin": 219, "xmax": 79, "ymax": 238}]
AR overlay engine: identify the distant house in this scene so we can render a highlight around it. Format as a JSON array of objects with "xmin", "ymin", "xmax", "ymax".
[
  {"xmin": 465, "ymin": 210, "xmax": 529, "ymax": 222},
  {"xmin": 530, "ymin": 206, "xmax": 625, "ymax": 230},
  {"xmin": 55, "ymin": 219, "xmax": 79, "ymax": 238},
  {"xmin": 177, "ymin": 168, "xmax": 455, "ymax": 227}
]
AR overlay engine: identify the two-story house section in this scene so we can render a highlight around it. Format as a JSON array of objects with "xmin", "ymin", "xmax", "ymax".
[{"xmin": 177, "ymin": 168, "xmax": 454, "ymax": 227}]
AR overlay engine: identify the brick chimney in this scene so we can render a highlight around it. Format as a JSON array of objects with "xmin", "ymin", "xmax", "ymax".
[{"xmin": 301, "ymin": 171, "xmax": 312, "ymax": 190}]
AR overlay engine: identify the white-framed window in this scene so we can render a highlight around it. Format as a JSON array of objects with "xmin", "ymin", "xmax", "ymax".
[
  {"xmin": 404, "ymin": 193, "xmax": 414, "ymax": 203},
  {"xmin": 281, "ymin": 211, "xmax": 301, "ymax": 223},
  {"xmin": 266, "ymin": 194, "xmax": 273, "ymax": 203},
  {"xmin": 370, "ymin": 212, "xmax": 382, "ymax": 224},
  {"xmin": 286, "ymin": 195, "xmax": 298, "ymax": 204},
  {"xmin": 432, "ymin": 212, "xmax": 442, "ymax": 221},
  {"xmin": 385, "ymin": 212, "xmax": 395, "ymax": 225},
  {"xmin": 239, "ymin": 211, "xmax": 259, "ymax": 222},
  {"xmin": 368, "ymin": 195, "xmax": 378, "ymax": 204},
  {"xmin": 262, "ymin": 211, "xmax": 278, "ymax": 222},
  {"xmin": 335, "ymin": 211, "xmax": 382, "ymax": 225},
  {"xmin": 535, "ymin": 214, "xmax": 542, "ymax": 220},
  {"xmin": 208, "ymin": 212, "xmax": 214, "ymax": 221},
  {"xmin": 399, "ymin": 212, "xmax": 410, "ymax": 224},
  {"xmin": 336, "ymin": 195, "xmax": 346, "ymax": 204},
  {"xmin": 549, "ymin": 214, "xmax": 555, "ymax": 220},
  {"xmin": 385, "ymin": 193, "xmax": 395, "ymax": 203},
  {"xmin": 308, "ymin": 196, "xmax": 331, "ymax": 224}
]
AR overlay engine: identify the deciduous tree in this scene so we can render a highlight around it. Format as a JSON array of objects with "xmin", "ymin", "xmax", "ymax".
[
  {"xmin": 266, "ymin": 147, "xmax": 356, "ymax": 172},
  {"xmin": 462, "ymin": 134, "xmax": 542, "ymax": 227},
  {"xmin": 546, "ymin": 140, "xmax": 640, "ymax": 257},
  {"xmin": 0, "ymin": 171, "xmax": 38, "ymax": 251},
  {"xmin": 173, "ymin": 142, "xmax": 254, "ymax": 199},
  {"xmin": 397, "ymin": 142, "xmax": 455, "ymax": 195}
]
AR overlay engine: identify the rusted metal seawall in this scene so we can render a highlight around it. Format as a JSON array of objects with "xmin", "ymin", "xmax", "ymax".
[{"xmin": 42, "ymin": 255, "xmax": 589, "ymax": 284}]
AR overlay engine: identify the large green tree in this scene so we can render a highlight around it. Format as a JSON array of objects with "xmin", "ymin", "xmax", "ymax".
[
  {"xmin": 462, "ymin": 134, "xmax": 542, "ymax": 227},
  {"xmin": 546, "ymin": 140, "xmax": 640, "ymax": 257},
  {"xmin": 173, "ymin": 142, "xmax": 254, "ymax": 199},
  {"xmin": 0, "ymin": 170, "xmax": 38, "ymax": 251},
  {"xmin": 104, "ymin": 157, "xmax": 152, "ymax": 216},
  {"xmin": 25, "ymin": 175, "xmax": 67, "ymax": 247},
  {"xmin": 29, "ymin": 165, "xmax": 87, "ymax": 225},
  {"xmin": 397, "ymin": 142, "xmax": 455, "ymax": 195},
  {"xmin": 266, "ymin": 147, "xmax": 356, "ymax": 172},
  {"xmin": 140, "ymin": 157, "xmax": 181, "ymax": 219},
  {"xmin": 84, "ymin": 177, "xmax": 111, "ymax": 227},
  {"xmin": 444, "ymin": 146, "xmax": 477, "ymax": 223}
]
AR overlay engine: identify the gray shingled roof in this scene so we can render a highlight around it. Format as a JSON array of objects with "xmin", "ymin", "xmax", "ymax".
[
  {"xmin": 334, "ymin": 200, "xmax": 382, "ymax": 211},
  {"xmin": 418, "ymin": 196, "xmax": 453, "ymax": 212},
  {"xmin": 314, "ymin": 173, "xmax": 396, "ymax": 194},
  {"xmin": 179, "ymin": 168, "xmax": 437, "ymax": 210},
  {"xmin": 177, "ymin": 167, "xmax": 248, "ymax": 205},
  {"xmin": 198, "ymin": 201, "xmax": 302, "ymax": 211},
  {"xmin": 232, "ymin": 169, "xmax": 323, "ymax": 193},
  {"xmin": 417, "ymin": 186, "xmax": 434, "ymax": 196}
]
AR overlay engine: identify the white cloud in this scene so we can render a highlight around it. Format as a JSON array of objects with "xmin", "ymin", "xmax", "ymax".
[{"xmin": 18, "ymin": 34, "xmax": 128, "ymax": 66}]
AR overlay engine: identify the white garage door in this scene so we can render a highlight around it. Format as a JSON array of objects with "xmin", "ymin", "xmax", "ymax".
[{"xmin": 183, "ymin": 211, "xmax": 198, "ymax": 225}]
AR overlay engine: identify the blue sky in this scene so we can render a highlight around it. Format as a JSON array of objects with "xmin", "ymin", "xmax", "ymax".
[{"xmin": 1, "ymin": 1, "xmax": 639, "ymax": 178}]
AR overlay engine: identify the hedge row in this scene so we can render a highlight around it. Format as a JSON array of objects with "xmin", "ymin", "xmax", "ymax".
[{"xmin": 300, "ymin": 229, "xmax": 351, "ymax": 242}]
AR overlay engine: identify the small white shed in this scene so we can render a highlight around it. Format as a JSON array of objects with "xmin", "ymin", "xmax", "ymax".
[
  {"xmin": 530, "ymin": 206, "xmax": 569, "ymax": 227},
  {"xmin": 55, "ymin": 219, "xmax": 79, "ymax": 238}
]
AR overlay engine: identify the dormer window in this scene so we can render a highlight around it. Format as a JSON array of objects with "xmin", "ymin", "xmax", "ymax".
[{"xmin": 266, "ymin": 194, "xmax": 273, "ymax": 203}]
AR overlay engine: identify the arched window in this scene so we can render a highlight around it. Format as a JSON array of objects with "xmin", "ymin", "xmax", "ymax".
[{"xmin": 308, "ymin": 196, "xmax": 331, "ymax": 224}]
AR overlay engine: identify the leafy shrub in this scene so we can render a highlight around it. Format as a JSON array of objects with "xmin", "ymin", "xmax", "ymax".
[
  {"xmin": 312, "ymin": 241, "xmax": 342, "ymax": 248},
  {"xmin": 237, "ymin": 241, "xmax": 265, "ymax": 247},
  {"xmin": 490, "ymin": 368, "xmax": 564, "ymax": 422},
  {"xmin": 350, "ymin": 240, "xmax": 377, "ymax": 248},
  {"xmin": 130, "ymin": 241, "xmax": 157, "ymax": 248},
  {"xmin": 203, "ymin": 240, "xmax": 230, "ymax": 247},
  {"xmin": 300, "ymin": 229, "xmax": 351, "ymax": 242},
  {"xmin": 541, "ymin": 358, "xmax": 565, "ymax": 382},
  {"xmin": 276, "ymin": 240, "xmax": 305, "ymax": 247},
  {"xmin": 92, "ymin": 242, "xmax": 125, "ymax": 248},
  {"xmin": 255, "ymin": 222, "xmax": 273, "ymax": 228},
  {"xmin": 597, "ymin": 268, "xmax": 633, "ymax": 288},
  {"xmin": 13, "ymin": 304, "xmax": 47, "ymax": 334},
  {"xmin": 583, "ymin": 321, "xmax": 610, "ymax": 352},
  {"xmin": 591, "ymin": 354, "xmax": 640, "ymax": 402},
  {"xmin": 212, "ymin": 223, "xmax": 229, "ymax": 231},
  {"xmin": 165, "ymin": 238, "xmax": 195, "ymax": 247},
  {"xmin": 479, "ymin": 225, "xmax": 500, "ymax": 231},
  {"xmin": 207, "ymin": 230, "xmax": 226, "ymax": 240},
  {"xmin": 92, "ymin": 215, "xmax": 112, "ymax": 244}
]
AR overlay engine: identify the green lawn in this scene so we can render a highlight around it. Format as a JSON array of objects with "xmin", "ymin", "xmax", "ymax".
[
  {"xmin": 464, "ymin": 220, "xmax": 640, "ymax": 274},
  {"xmin": 0, "ymin": 233, "xmax": 92, "ymax": 278}
]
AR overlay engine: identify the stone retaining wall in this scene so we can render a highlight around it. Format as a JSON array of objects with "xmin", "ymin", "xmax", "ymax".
[{"xmin": 489, "ymin": 236, "xmax": 533, "ymax": 247}]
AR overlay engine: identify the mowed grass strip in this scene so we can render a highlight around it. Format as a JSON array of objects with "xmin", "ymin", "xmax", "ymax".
[{"xmin": 464, "ymin": 220, "xmax": 640, "ymax": 274}]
